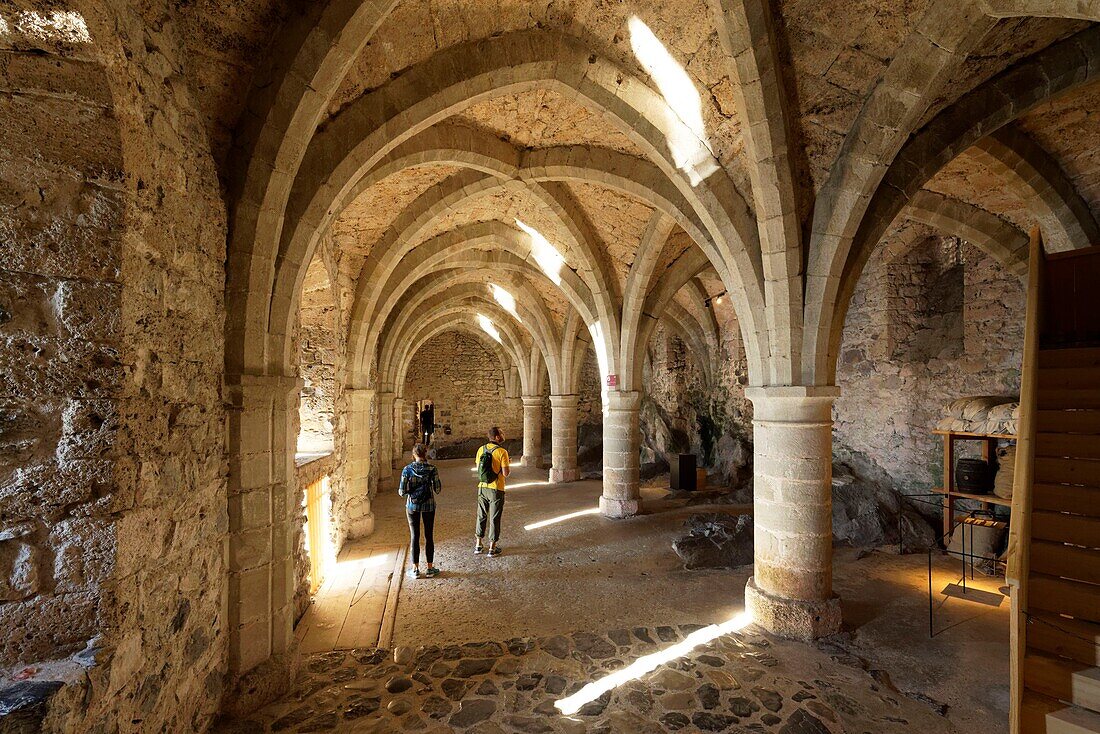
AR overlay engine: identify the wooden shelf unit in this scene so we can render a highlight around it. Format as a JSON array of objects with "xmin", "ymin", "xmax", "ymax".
[{"xmin": 932, "ymin": 428, "xmax": 1015, "ymax": 537}]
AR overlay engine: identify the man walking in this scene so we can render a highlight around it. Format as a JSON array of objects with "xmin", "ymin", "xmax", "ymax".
[
  {"xmin": 420, "ymin": 400, "xmax": 435, "ymax": 445},
  {"xmin": 474, "ymin": 427, "xmax": 510, "ymax": 557}
]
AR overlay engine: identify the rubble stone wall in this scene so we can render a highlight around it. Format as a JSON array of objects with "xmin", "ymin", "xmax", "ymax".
[
  {"xmin": 1, "ymin": 3, "xmax": 229, "ymax": 731},
  {"xmin": 402, "ymin": 331, "xmax": 523, "ymax": 449},
  {"xmin": 641, "ymin": 314, "xmax": 753, "ymax": 488},
  {"xmin": 834, "ymin": 227, "xmax": 1025, "ymax": 497},
  {"xmin": 292, "ymin": 243, "xmax": 350, "ymax": 626}
]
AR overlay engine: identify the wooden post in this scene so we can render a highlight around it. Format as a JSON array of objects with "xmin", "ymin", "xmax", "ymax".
[
  {"xmin": 943, "ymin": 433, "xmax": 955, "ymax": 538},
  {"xmin": 1007, "ymin": 226, "xmax": 1043, "ymax": 734}
]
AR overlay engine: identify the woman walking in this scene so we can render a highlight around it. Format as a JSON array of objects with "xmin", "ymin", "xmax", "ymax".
[{"xmin": 398, "ymin": 443, "xmax": 442, "ymax": 578}]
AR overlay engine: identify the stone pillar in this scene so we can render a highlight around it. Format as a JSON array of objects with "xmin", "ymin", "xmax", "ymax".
[
  {"xmin": 549, "ymin": 394, "xmax": 580, "ymax": 483},
  {"xmin": 391, "ymin": 396, "xmax": 405, "ymax": 471},
  {"xmin": 600, "ymin": 390, "xmax": 642, "ymax": 518},
  {"xmin": 375, "ymin": 391, "xmax": 395, "ymax": 490},
  {"xmin": 744, "ymin": 386, "xmax": 841, "ymax": 640},
  {"xmin": 345, "ymin": 388, "xmax": 374, "ymax": 539},
  {"xmin": 224, "ymin": 372, "xmax": 301, "ymax": 711},
  {"xmin": 521, "ymin": 395, "xmax": 544, "ymax": 468}
]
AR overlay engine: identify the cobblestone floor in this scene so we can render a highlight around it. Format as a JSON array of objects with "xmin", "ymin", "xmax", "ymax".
[{"xmin": 217, "ymin": 623, "xmax": 957, "ymax": 733}]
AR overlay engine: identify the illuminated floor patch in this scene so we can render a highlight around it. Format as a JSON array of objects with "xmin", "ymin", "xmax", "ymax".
[
  {"xmin": 523, "ymin": 506, "xmax": 600, "ymax": 530},
  {"xmin": 225, "ymin": 621, "xmax": 953, "ymax": 733},
  {"xmin": 554, "ymin": 611, "xmax": 752, "ymax": 715}
]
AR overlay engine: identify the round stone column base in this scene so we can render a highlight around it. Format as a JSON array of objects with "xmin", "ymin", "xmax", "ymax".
[
  {"xmin": 745, "ymin": 577, "xmax": 841, "ymax": 641},
  {"xmin": 599, "ymin": 496, "xmax": 639, "ymax": 519},
  {"xmin": 347, "ymin": 511, "xmax": 375, "ymax": 540},
  {"xmin": 549, "ymin": 467, "xmax": 578, "ymax": 483}
]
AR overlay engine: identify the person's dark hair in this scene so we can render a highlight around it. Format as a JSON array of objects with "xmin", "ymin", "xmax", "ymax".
[
  {"xmin": 412, "ymin": 443, "xmax": 428, "ymax": 460},
  {"xmin": 488, "ymin": 426, "xmax": 503, "ymax": 442}
]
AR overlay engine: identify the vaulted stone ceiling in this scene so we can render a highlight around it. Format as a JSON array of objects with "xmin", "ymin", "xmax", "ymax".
[{"xmin": 206, "ymin": 0, "xmax": 1098, "ymax": 396}]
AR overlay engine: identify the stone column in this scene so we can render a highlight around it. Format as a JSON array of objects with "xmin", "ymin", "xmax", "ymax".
[
  {"xmin": 549, "ymin": 394, "xmax": 580, "ymax": 483},
  {"xmin": 600, "ymin": 390, "xmax": 642, "ymax": 518},
  {"xmin": 375, "ymin": 391, "xmax": 395, "ymax": 490},
  {"xmin": 345, "ymin": 387, "xmax": 374, "ymax": 539},
  {"xmin": 744, "ymin": 386, "xmax": 841, "ymax": 640},
  {"xmin": 521, "ymin": 395, "xmax": 544, "ymax": 468},
  {"xmin": 391, "ymin": 396, "xmax": 405, "ymax": 471},
  {"xmin": 224, "ymin": 372, "xmax": 301, "ymax": 711}
]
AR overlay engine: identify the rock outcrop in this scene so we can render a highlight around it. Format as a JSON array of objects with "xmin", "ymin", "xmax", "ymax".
[{"xmin": 672, "ymin": 513, "xmax": 754, "ymax": 570}]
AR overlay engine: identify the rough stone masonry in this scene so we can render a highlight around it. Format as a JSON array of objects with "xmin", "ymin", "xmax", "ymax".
[{"xmin": 1, "ymin": 1, "xmax": 1097, "ymax": 731}]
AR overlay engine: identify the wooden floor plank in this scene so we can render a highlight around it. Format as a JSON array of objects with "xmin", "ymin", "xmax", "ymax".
[
  {"xmin": 297, "ymin": 547, "xmax": 379, "ymax": 654},
  {"xmin": 335, "ymin": 547, "xmax": 399, "ymax": 650},
  {"xmin": 295, "ymin": 543, "xmax": 405, "ymax": 654}
]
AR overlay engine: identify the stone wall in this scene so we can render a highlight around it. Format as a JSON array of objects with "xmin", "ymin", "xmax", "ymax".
[
  {"xmin": 291, "ymin": 242, "xmax": 351, "ymax": 626},
  {"xmin": 402, "ymin": 331, "xmax": 523, "ymax": 450},
  {"xmin": 834, "ymin": 226, "xmax": 1025, "ymax": 497},
  {"xmin": 1, "ymin": 3, "xmax": 229, "ymax": 731},
  {"xmin": 640, "ymin": 311, "xmax": 752, "ymax": 488}
]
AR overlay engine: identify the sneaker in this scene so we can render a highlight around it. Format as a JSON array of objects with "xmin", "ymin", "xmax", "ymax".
[
  {"xmin": 407, "ymin": 568, "xmax": 421, "ymax": 580},
  {"xmin": 474, "ymin": 543, "xmax": 485, "ymax": 555},
  {"xmin": 424, "ymin": 567, "xmax": 441, "ymax": 577},
  {"xmin": 487, "ymin": 547, "xmax": 502, "ymax": 557}
]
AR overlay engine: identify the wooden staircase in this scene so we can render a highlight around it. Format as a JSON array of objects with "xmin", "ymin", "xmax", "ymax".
[{"xmin": 1010, "ymin": 234, "xmax": 1100, "ymax": 734}]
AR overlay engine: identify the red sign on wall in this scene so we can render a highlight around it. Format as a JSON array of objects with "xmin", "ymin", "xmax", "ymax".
[{"xmin": 606, "ymin": 374, "xmax": 618, "ymax": 388}]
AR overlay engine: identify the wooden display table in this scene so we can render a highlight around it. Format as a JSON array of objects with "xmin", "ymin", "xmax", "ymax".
[{"xmin": 931, "ymin": 429, "xmax": 1014, "ymax": 537}]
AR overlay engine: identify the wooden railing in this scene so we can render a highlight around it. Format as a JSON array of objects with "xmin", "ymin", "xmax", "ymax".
[{"xmin": 1008, "ymin": 228, "xmax": 1043, "ymax": 734}]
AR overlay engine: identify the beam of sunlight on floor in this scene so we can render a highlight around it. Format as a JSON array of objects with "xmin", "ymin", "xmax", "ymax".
[
  {"xmin": 554, "ymin": 611, "xmax": 752, "ymax": 715},
  {"xmin": 338, "ymin": 551, "xmax": 394, "ymax": 573},
  {"xmin": 523, "ymin": 507, "xmax": 600, "ymax": 531},
  {"xmin": 505, "ymin": 480, "xmax": 550, "ymax": 490}
]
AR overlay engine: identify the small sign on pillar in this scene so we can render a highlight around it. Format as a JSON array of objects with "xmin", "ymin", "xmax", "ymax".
[{"xmin": 606, "ymin": 374, "xmax": 618, "ymax": 388}]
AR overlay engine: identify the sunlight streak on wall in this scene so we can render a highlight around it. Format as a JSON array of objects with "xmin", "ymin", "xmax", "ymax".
[
  {"xmin": 478, "ymin": 313, "xmax": 503, "ymax": 344},
  {"xmin": 628, "ymin": 16, "xmax": 718, "ymax": 186},
  {"xmin": 555, "ymin": 611, "xmax": 752, "ymax": 715},
  {"xmin": 587, "ymin": 321, "xmax": 611, "ymax": 416},
  {"xmin": 516, "ymin": 219, "xmax": 565, "ymax": 285},
  {"xmin": 0, "ymin": 10, "xmax": 92, "ymax": 43},
  {"xmin": 491, "ymin": 284, "xmax": 522, "ymax": 323}
]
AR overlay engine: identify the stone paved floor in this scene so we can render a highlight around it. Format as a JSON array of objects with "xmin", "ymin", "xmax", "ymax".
[
  {"xmin": 221, "ymin": 459, "xmax": 1009, "ymax": 732},
  {"xmin": 216, "ymin": 623, "xmax": 958, "ymax": 733}
]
